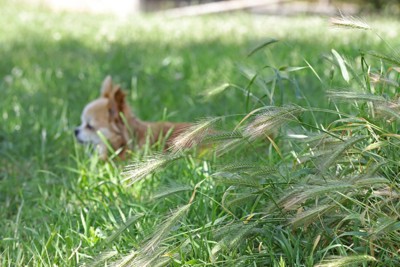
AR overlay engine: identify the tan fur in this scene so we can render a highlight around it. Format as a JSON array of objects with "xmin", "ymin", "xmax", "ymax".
[{"xmin": 75, "ymin": 76, "xmax": 191, "ymax": 160}]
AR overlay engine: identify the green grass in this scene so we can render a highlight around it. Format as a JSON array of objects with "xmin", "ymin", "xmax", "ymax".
[{"xmin": 2, "ymin": 0, "xmax": 400, "ymax": 266}]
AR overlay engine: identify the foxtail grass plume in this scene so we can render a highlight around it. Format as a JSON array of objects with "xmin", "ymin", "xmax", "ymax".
[
  {"xmin": 290, "ymin": 204, "xmax": 333, "ymax": 228},
  {"xmin": 276, "ymin": 182, "xmax": 353, "ymax": 211},
  {"xmin": 202, "ymin": 130, "xmax": 243, "ymax": 157},
  {"xmin": 122, "ymin": 154, "xmax": 181, "ymax": 185},
  {"xmin": 170, "ymin": 117, "xmax": 220, "ymax": 153},
  {"xmin": 211, "ymin": 222, "xmax": 257, "ymax": 261},
  {"xmin": 375, "ymin": 102, "xmax": 400, "ymax": 122},
  {"xmin": 243, "ymin": 106, "xmax": 302, "ymax": 140},
  {"xmin": 215, "ymin": 137, "xmax": 243, "ymax": 157},
  {"xmin": 114, "ymin": 204, "xmax": 191, "ymax": 267},
  {"xmin": 83, "ymin": 249, "xmax": 118, "ymax": 267},
  {"xmin": 330, "ymin": 16, "xmax": 371, "ymax": 30},
  {"xmin": 113, "ymin": 246, "xmax": 167, "ymax": 267},
  {"xmin": 202, "ymin": 83, "xmax": 231, "ymax": 99},
  {"xmin": 141, "ymin": 204, "xmax": 191, "ymax": 254},
  {"xmin": 369, "ymin": 72, "xmax": 399, "ymax": 87},
  {"xmin": 315, "ymin": 255, "xmax": 376, "ymax": 267},
  {"xmin": 327, "ymin": 91, "xmax": 386, "ymax": 103}
]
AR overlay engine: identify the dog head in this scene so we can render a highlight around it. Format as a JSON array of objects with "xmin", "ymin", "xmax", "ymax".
[{"xmin": 75, "ymin": 76, "xmax": 129, "ymax": 159}]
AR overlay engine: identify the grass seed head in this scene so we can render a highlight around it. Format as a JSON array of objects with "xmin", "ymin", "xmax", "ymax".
[
  {"xmin": 170, "ymin": 118, "xmax": 219, "ymax": 153},
  {"xmin": 330, "ymin": 16, "xmax": 371, "ymax": 30},
  {"xmin": 243, "ymin": 106, "xmax": 302, "ymax": 140},
  {"xmin": 122, "ymin": 154, "xmax": 179, "ymax": 185}
]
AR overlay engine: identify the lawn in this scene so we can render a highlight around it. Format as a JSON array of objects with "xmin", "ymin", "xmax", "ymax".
[{"xmin": 1, "ymin": 1, "xmax": 400, "ymax": 266}]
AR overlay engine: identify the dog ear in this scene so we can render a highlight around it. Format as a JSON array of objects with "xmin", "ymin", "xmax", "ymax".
[
  {"xmin": 108, "ymin": 86, "xmax": 126, "ymax": 122},
  {"xmin": 101, "ymin": 75, "xmax": 113, "ymax": 98},
  {"xmin": 113, "ymin": 86, "xmax": 126, "ymax": 113}
]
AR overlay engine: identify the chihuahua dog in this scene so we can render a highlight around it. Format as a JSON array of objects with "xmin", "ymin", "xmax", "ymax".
[{"xmin": 75, "ymin": 76, "xmax": 191, "ymax": 160}]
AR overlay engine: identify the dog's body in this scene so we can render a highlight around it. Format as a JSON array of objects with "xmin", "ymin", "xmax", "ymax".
[{"xmin": 75, "ymin": 76, "xmax": 191, "ymax": 159}]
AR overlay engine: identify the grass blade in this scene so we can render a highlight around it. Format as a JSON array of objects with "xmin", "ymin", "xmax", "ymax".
[
  {"xmin": 248, "ymin": 38, "xmax": 279, "ymax": 57},
  {"xmin": 151, "ymin": 183, "xmax": 193, "ymax": 200},
  {"xmin": 201, "ymin": 83, "xmax": 231, "ymax": 99},
  {"xmin": 105, "ymin": 214, "xmax": 144, "ymax": 244},
  {"xmin": 212, "ymin": 172, "xmax": 261, "ymax": 188},
  {"xmin": 332, "ymin": 49, "xmax": 350, "ymax": 83}
]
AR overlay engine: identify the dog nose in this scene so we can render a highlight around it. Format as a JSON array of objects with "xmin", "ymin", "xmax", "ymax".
[{"xmin": 74, "ymin": 128, "xmax": 79, "ymax": 136}]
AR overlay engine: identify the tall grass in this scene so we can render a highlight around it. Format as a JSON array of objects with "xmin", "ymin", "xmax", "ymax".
[{"xmin": 106, "ymin": 17, "xmax": 400, "ymax": 266}]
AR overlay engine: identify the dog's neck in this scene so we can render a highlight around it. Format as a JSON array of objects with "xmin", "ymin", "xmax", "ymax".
[
  {"xmin": 122, "ymin": 106, "xmax": 153, "ymax": 146},
  {"xmin": 129, "ymin": 115, "xmax": 148, "ymax": 133}
]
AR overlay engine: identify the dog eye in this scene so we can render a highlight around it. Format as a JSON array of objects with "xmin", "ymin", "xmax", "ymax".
[{"xmin": 86, "ymin": 124, "xmax": 94, "ymax": 130}]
